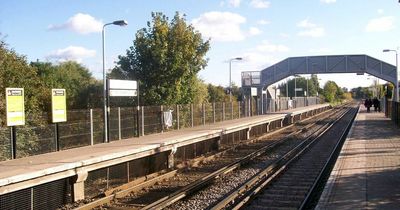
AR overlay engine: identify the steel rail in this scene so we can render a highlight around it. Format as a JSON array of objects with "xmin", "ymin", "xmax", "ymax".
[
  {"xmin": 210, "ymin": 104, "xmax": 354, "ymax": 210},
  {"xmin": 140, "ymin": 106, "xmax": 343, "ymax": 210}
]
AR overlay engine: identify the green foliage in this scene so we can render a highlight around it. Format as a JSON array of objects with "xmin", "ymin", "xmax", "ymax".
[
  {"xmin": 0, "ymin": 40, "xmax": 45, "ymax": 158},
  {"xmin": 111, "ymin": 12, "xmax": 210, "ymax": 105},
  {"xmin": 207, "ymin": 84, "xmax": 228, "ymax": 102},
  {"xmin": 31, "ymin": 61, "xmax": 99, "ymax": 109},
  {"xmin": 323, "ymin": 80, "xmax": 343, "ymax": 102},
  {"xmin": 351, "ymin": 86, "xmax": 373, "ymax": 99},
  {"xmin": 0, "ymin": 40, "xmax": 45, "ymax": 125},
  {"xmin": 278, "ymin": 75, "xmax": 320, "ymax": 98}
]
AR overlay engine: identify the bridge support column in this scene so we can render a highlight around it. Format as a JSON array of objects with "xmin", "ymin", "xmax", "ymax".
[
  {"xmin": 246, "ymin": 127, "xmax": 252, "ymax": 140},
  {"xmin": 168, "ymin": 146, "xmax": 177, "ymax": 169},
  {"xmin": 266, "ymin": 122, "xmax": 270, "ymax": 133},
  {"xmin": 72, "ymin": 171, "xmax": 88, "ymax": 202}
]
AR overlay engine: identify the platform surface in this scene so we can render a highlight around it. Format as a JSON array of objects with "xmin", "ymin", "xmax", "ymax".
[
  {"xmin": 0, "ymin": 104, "xmax": 329, "ymax": 192},
  {"xmin": 317, "ymin": 106, "xmax": 400, "ymax": 210}
]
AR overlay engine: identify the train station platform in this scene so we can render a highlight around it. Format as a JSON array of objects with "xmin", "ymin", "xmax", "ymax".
[
  {"xmin": 0, "ymin": 104, "xmax": 330, "ymax": 203},
  {"xmin": 317, "ymin": 106, "xmax": 400, "ymax": 209}
]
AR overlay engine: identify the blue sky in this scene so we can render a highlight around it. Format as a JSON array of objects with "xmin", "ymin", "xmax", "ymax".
[{"xmin": 1, "ymin": 0, "xmax": 400, "ymax": 89}]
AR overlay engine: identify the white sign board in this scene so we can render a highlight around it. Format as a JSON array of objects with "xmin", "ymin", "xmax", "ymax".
[
  {"xmin": 251, "ymin": 88, "xmax": 257, "ymax": 96},
  {"xmin": 295, "ymin": 88, "xmax": 303, "ymax": 91},
  {"xmin": 109, "ymin": 89, "xmax": 137, "ymax": 97},
  {"xmin": 109, "ymin": 79, "xmax": 137, "ymax": 90},
  {"xmin": 108, "ymin": 79, "xmax": 137, "ymax": 97}
]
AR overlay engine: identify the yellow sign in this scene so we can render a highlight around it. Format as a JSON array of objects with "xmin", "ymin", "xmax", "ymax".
[
  {"xmin": 51, "ymin": 89, "xmax": 67, "ymax": 123},
  {"xmin": 6, "ymin": 88, "xmax": 25, "ymax": 126}
]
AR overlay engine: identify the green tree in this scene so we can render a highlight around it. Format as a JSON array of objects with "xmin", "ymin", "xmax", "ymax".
[
  {"xmin": 0, "ymin": 40, "xmax": 46, "ymax": 159},
  {"xmin": 278, "ymin": 76, "xmax": 319, "ymax": 98},
  {"xmin": 323, "ymin": 81, "xmax": 339, "ymax": 102},
  {"xmin": 111, "ymin": 12, "xmax": 210, "ymax": 105},
  {"xmin": 31, "ymin": 61, "xmax": 100, "ymax": 109},
  {"xmin": 207, "ymin": 84, "xmax": 228, "ymax": 102}
]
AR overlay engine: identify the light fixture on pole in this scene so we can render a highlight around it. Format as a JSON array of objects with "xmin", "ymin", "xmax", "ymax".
[
  {"xmin": 383, "ymin": 49, "xmax": 398, "ymax": 102},
  {"xmin": 102, "ymin": 20, "xmax": 128, "ymax": 143},
  {"xmin": 229, "ymin": 57, "xmax": 243, "ymax": 102}
]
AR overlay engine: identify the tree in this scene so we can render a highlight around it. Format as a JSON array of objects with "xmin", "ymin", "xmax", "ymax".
[
  {"xmin": 111, "ymin": 12, "xmax": 210, "ymax": 105},
  {"xmin": 31, "ymin": 61, "xmax": 100, "ymax": 109},
  {"xmin": 207, "ymin": 84, "xmax": 228, "ymax": 102},
  {"xmin": 0, "ymin": 40, "xmax": 45, "ymax": 125},
  {"xmin": 278, "ymin": 76, "xmax": 319, "ymax": 98},
  {"xmin": 323, "ymin": 81, "xmax": 341, "ymax": 102}
]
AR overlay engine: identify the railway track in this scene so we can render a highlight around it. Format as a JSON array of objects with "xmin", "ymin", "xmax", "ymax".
[
  {"xmin": 211, "ymin": 103, "xmax": 358, "ymax": 210},
  {"xmin": 71, "ymin": 105, "xmax": 350, "ymax": 210}
]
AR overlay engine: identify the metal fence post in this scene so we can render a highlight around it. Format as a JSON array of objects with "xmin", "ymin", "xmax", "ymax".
[
  {"xmin": 231, "ymin": 102, "xmax": 233, "ymax": 120},
  {"xmin": 213, "ymin": 103, "xmax": 216, "ymax": 123},
  {"xmin": 161, "ymin": 105, "xmax": 164, "ymax": 133},
  {"xmin": 118, "ymin": 107, "xmax": 121, "ymax": 140},
  {"xmin": 176, "ymin": 104, "xmax": 180, "ymax": 130},
  {"xmin": 90, "ymin": 109, "xmax": 94, "ymax": 145},
  {"xmin": 222, "ymin": 102, "xmax": 225, "ymax": 121},
  {"xmin": 141, "ymin": 106, "xmax": 145, "ymax": 136},
  {"xmin": 191, "ymin": 104, "xmax": 194, "ymax": 127},
  {"xmin": 238, "ymin": 102, "xmax": 241, "ymax": 118},
  {"xmin": 202, "ymin": 103, "xmax": 206, "ymax": 125},
  {"xmin": 10, "ymin": 126, "xmax": 16, "ymax": 159}
]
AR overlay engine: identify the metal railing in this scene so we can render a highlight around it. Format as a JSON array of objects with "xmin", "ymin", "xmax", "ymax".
[{"xmin": 0, "ymin": 97, "xmax": 321, "ymax": 161}]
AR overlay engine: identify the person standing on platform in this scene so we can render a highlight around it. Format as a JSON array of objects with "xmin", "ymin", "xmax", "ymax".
[
  {"xmin": 364, "ymin": 98, "xmax": 372, "ymax": 112},
  {"xmin": 373, "ymin": 97, "xmax": 381, "ymax": 112}
]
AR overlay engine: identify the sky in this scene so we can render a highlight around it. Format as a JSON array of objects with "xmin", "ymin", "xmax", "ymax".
[{"xmin": 1, "ymin": 0, "xmax": 400, "ymax": 90}]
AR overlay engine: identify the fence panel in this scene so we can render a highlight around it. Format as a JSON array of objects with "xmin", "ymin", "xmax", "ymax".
[
  {"xmin": 143, "ymin": 106, "xmax": 161, "ymax": 135},
  {"xmin": 59, "ymin": 110, "xmax": 91, "ymax": 150},
  {"xmin": 0, "ymin": 127, "xmax": 11, "ymax": 161}
]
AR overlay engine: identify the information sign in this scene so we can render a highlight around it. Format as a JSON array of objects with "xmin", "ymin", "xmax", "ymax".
[
  {"xmin": 6, "ymin": 88, "xmax": 25, "ymax": 126},
  {"xmin": 52, "ymin": 89, "xmax": 67, "ymax": 123},
  {"xmin": 108, "ymin": 79, "xmax": 137, "ymax": 97},
  {"xmin": 251, "ymin": 88, "xmax": 258, "ymax": 96}
]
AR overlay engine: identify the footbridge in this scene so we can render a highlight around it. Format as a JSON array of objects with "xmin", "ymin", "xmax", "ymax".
[{"xmin": 242, "ymin": 54, "xmax": 396, "ymax": 91}]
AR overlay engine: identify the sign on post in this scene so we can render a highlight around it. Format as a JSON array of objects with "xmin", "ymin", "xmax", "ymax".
[
  {"xmin": 52, "ymin": 89, "xmax": 67, "ymax": 123},
  {"xmin": 251, "ymin": 87, "xmax": 258, "ymax": 96},
  {"xmin": 6, "ymin": 88, "xmax": 25, "ymax": 126},
  {"xmin": 108, "ymin": 79, "xmax": 137, "ymax": 97}
]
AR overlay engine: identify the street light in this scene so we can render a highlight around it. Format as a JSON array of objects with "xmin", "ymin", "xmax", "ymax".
[
  {"xmin": 383, "ymin": 49, "xmax": 398, "ymax": 102},
  {"xmin": 229, "ymin": 57, "xmax": 243, "ymax": 102},
  {"xmin": 102, "ymin": 20, "xmax": 128, "ymax": 143}
]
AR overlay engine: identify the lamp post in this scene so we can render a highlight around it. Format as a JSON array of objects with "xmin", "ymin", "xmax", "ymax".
[
  {"xmin": 102, "ymin": 20, "xmax": 128, "ymax": 143},
  {"xmin": 383, "ymin": 49, "xmax": 398, "ymax": 102},
  {"xmin": 229, "ymin": 57, "xmax": 243, "ymax": 102}
]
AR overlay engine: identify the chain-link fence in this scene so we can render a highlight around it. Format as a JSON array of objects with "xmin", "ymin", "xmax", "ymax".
[{"xmin": 0, "ymin": 97, "xmax": 322, "ymax": 161}]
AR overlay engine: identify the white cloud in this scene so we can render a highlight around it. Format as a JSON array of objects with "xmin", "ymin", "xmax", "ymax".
[
  {"xmin": 297, "ymin": 19, "xmax": 316, "ymax": 28},
  {"xmin": 308, "ymin": 48, "xmax": 332, "ymax": 54},
  {"xmin": 48, "ymin": 13, "xmax": 103, "ymax": 34},
  {"xmin": 250, "ymin": 0, "xmax": 270, "ymax": 9},
  {"xmin": 365, "ymin": 16, "xmax": 395, "ymax": 32},
  {"xmin": 257, "ymin": 19, "xmax": 271, "ymax": 25},
  {"xmin": 249, "ymin": 27, "xmax": 262, "ymax": 35},
  {"xmin": 297, "ymin": 19, "xmax": 325, "ymax": 38},
  {"xmin": 192, "ymin": 11, "xmax": 248, "ymax": 42},
  {"xmin": 377, "ymin": 9, "xmax": 384, "ymax": 14},
  {"xmin": 229, "ymin": 0, "xmax": 241, "ymax": 7},
  {"xmin": 280, "ymin": 33, "xmax": 290, "ymax": 38},
  {"xmin": 298, "ymin": 27, "xmax": 325, "ymax": 37},
  {"xmin": 320, "ymin": 0, "xmax": 336, "ymax": 4},
  {"xmin": 46, "ymin": 46, "xmax": 96, "ymax": 63},
  {"xmin": 256, "ymin": 40, "xmax": 289, "ymax": 52}
]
